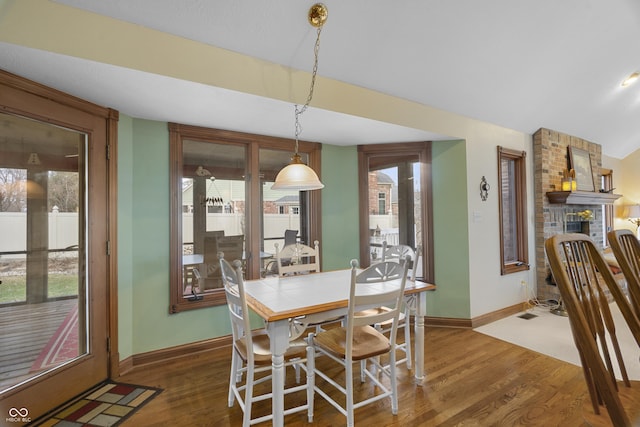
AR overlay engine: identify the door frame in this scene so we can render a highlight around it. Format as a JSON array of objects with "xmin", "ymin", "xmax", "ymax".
[{"xmin": 0, "ymin": 69, "xmax": 118, "ymax": 421}]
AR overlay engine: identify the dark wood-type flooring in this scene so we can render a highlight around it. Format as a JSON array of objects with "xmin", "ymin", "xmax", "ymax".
[{"xmin": 117, "ymin": 327, "xmax": 592, "ymax": 426}]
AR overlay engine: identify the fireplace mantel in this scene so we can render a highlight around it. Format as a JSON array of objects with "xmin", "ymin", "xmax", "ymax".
[{"xmin": 546, "ymin": 191, "xmax": 622, "ymax": 205}]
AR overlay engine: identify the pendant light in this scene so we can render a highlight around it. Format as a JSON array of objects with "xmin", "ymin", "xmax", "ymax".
[{"xmin": 271, "ymin": 3, "xmax": 327, "ymax": 191}]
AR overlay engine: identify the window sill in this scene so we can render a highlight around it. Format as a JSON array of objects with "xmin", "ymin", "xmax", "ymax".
[{"xmin": 501, "ymin": 262, "xmax": 530, "ymax": 276}]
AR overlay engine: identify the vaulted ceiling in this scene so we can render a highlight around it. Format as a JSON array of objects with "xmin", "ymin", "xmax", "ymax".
[{"xmin": 1, "ymin": 0, "xmax": 639, "ymax": 159}]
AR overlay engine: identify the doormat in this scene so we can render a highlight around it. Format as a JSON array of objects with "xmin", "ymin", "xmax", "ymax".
[{"xmin": 32, "ymin": 381, "xmax": 162, "ymax": 427}]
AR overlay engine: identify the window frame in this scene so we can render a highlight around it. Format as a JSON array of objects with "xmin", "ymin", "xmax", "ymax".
[
  {"xmin": 497, "ymin": 146, "xmax": 529, "ymax": 275},
  {"xmin": 169, "ymin": 123, "xmax": 322, "ymax": 313},
  {"xmin": 601, "ymin": 168, "xmax": 614, "ymax": 246},
  {"xmin": 357, "ymin": 142, "xmax": 434, "ymax": 284}
]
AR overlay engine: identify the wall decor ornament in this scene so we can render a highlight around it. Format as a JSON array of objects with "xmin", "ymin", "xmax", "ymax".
[
  {"xmin": 568, "ymin": 146, "xmax": 595, "ymax": 192},
  {"xmin": 480, "ymin": 176, "xmax": 490, "ymax": 201}
]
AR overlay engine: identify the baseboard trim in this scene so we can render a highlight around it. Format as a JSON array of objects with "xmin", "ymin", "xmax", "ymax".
[
  {"xmin": 470, "ymin": 302, "xmax": 524, "ymax": 328},
  {"xmin": 425, "ymin": 316, "xmax": 472, "ymax": 328},
  {"xmin": 118, "ymin": 335, "xmax": 233, "ymax": 376},
  {"xmin": 117, "ymin": 304, "xmax": 525, "ymax": 376}
]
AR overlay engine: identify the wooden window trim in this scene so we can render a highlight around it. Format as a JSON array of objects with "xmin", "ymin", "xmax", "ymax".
[
  {"xmin": 357, "ymin": 142, "xmax": 434, "ymax": 284},
  {"xmin": 602, "ymin": 168, "xmax": 614, "ymax": 246},
  {"xmin": 497, "ymin": 146, "xmax": 529, "ymax": 275},
  {"xmin": 169, "ymin": 123, "xmax": 322, "ymax": 313}
]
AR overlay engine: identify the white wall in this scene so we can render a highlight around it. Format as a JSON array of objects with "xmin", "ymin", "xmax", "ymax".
[
  {"xmin": 463, "ymin": 128, "xmax": 535, "ymax": 318},
  {"xmin": 617, "ymin": 148, "xmax": 640, "ymax": 234},
  {"xmin": 602, "ymin": 154, "xmax": 628, "ymax": 233}
]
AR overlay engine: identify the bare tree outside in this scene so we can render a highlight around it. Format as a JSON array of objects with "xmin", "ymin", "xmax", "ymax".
[
  {"xmin": 48, "ymin": 171, "xmax": 79, "ymax": 212},
  {"xmin": 0, "ymin": 168, "xmax": 26, "ymax": 212}
]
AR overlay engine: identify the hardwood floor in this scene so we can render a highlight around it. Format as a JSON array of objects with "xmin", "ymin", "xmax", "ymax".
[{"xmin": 117, "ymin": 326, "xmax": 590, "ymax": 426}]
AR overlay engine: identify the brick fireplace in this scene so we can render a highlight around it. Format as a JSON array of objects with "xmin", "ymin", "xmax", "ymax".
[{"xmin": 533, "ymin": 128, "xmax": 617, "ymax": 302}]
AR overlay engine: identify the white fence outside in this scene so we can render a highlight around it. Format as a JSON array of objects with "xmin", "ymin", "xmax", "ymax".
[
  {"xmin": 181, "ymin": 213, "xmax": 300, "ymax": 254},
  {"xmin": 0, "ymin": 212, "xmax": 79, "ymax": 258},
  {"xmin": 1, "ymin": 212, "xmax": 410, "ymax": 267}
]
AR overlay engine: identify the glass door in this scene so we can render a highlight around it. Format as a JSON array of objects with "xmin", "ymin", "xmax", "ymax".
[
  {"xmin": 359, "ymin": 142, "xmax": 433, "ymax": 283},
  {"xmin": 367, "ymin": 162, "xmax": 422, "ymax": 276},
  {"xmin": 0, "ymin": 106, "xmax": 109, "ymax": 422}
]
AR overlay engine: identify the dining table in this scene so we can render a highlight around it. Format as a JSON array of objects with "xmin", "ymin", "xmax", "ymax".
[{"xmin": 242, "ymin": 268, "xmax": 436, "ymax": 427}]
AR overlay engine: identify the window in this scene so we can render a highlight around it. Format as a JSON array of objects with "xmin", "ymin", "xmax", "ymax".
[
  {"xmin": 378, "ymin": 192, "xmax": 386, "ymax": 215},
  {"xmin": 358, "ymin": 142, "xmax": 434, "ymax": 283},
  {"xmin": 602, "ymin": 168, "xmax": 614, "ymax": 246},
  {"xmin": 169, "ymin": 123, "xmax": 322, "ymax": 312},
  {"xmin": 497, "ymin": 146, "xmax": 529, "ymax": 275}
]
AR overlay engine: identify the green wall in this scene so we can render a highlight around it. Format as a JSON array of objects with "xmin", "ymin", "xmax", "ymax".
[
  {"xmin": 430, "ymin": 140, "xmax": 471, "ymax": 318},
  {"xmin": 117, "ymin": 118, "xmax": 472, "ymax": 358},
  {"xmin": 118, "ymin": 118, "xmax": 229, "ymax": 358},
  {"xmin": 320, "ymin": 144, "xmax": 360, "ymax": 270}
]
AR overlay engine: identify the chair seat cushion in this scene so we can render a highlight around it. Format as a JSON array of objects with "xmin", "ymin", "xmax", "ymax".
[
  {"xmin": 355, "ymin": 306, "xmax": 406, "ymax": 327},
  {"xmin": 314, "ymin": 325, "xmax": 391, "ymax": 361},
  {"xmin": 234, "ymin": 331, "xmax": 307, "ymax": 366}
]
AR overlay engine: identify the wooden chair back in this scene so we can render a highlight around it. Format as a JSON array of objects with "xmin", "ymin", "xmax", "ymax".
[
  {"xmin": 545, "ymin": 233, "xmax": 640, "ymax": 426},
  {"xmin": 202, "ymin": 230, "xmax": 225, "ymax": 280},
  {"xmin": 216, "ymin": 235, "xmax": 244, "ymax": 263},
  {"xmin": 608, "ymin": 229, "xmax": 640, "ymax": 318},
  {"xmin": 274, "ymin": 240, "xmax": 320, "ymax": 276}
]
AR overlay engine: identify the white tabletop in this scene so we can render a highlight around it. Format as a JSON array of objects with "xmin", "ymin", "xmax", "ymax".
[{"xmin": 243, "ymin": 269, "xmax": 435, "ymax": 322}]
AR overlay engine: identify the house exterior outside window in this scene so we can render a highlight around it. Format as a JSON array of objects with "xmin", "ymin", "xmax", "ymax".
[{"xmin": 378, "ymin": 192, "xmax": 386, "ymax": 215}]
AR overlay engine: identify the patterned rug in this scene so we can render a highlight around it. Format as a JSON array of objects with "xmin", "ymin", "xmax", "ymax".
[{"xmin": 33, "ymin": 381, "xmax": 162, "ymax": 426}]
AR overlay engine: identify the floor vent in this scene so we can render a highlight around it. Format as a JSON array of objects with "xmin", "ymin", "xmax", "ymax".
[{"xmin": 518, "ymin": 313, "xmax": 538, "ymax": 320}]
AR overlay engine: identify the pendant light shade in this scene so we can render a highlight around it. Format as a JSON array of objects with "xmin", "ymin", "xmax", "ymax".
[
  {"xmin": 271, "ymin": 3, "xmax": 327, "ymax": 191},
  {"xmin": 272, "ymin": 154, "xmax": 324, "ymax": 190}
]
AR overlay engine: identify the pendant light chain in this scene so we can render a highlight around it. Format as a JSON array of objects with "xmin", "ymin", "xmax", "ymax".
[{"xmin": 294, "ymin": 26, "xmax": 323, "ymax": 154}]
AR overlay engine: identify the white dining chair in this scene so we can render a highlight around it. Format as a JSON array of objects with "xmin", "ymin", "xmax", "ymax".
[
  {"xmin": 274, "ymin": 240, "xmax": 320, "ymax": 276},
  {"xmin": 309, "ymin": 259, "xmax": 409, "ymax": 427},
  {"xmin": 365, "ymin": 242, "xmax": 421, "ymax": 370},
  {"xmin": 219, "ymin": 253, "xmax": 314, "ymax": 426},
  {"xmin": 274, "ymin": 240, "xmax": 340, "ymax": 334}
]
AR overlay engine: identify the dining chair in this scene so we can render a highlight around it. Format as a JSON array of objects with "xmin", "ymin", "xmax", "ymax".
[
  {"xmin": 274, "ymin": 239, "xmax": 342, "ymax": 334},
  {"xmin": 217, "ymin": 234, "xmax": 244, "ymax": 264},
  {"xmin": 309, "ymin": 259, "xmax": 410, "ymax": 427},
  {"xmin": 284, "ymin": 229, "xmax": 298, "ymax": 246},
  {"xmin": 201, "ymin": 230, "xmax": 225, "ymax": 288},
  {"xmin": 608, "ymin": 229, "xmax": 640, "ymax": 318},
  {"xmin": 545, "ymin": 233, "xmax": 640, "ymax": 426},
  {"xmin": 274, "ymin": 240, "xmax": 320, "ymax": 276},
  {"xmin": 219, "ymin": 253, "xmax": 314, "ymax": 426},
  {"xmin": 361, "ymin": 242, "xmax": 421, "ymax": 370},
  {"xmin": 263, "ymin": 229, "xmax": 299, "ymax": 277}
]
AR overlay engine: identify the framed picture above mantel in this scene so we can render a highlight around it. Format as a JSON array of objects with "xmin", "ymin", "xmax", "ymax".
[{"xmin": 568, "ymin": 146, "xmax": 595, "ymax": 192}]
